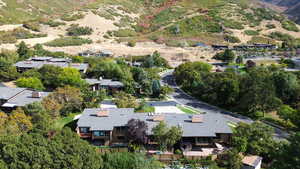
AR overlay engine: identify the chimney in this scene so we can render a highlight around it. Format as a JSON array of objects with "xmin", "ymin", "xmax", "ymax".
[
  {"xmin": 153, "ymin": 115, "xmax": 164, "ymax": 122},
  {"xmin": 96, "ymin": 109, "xmax": 109, "ymax": 117},
  {"xmin": 32, "ymin": 91, "xmax": 41, "ymax": 98},
  {"xmin": 191, "ymin": 115, "xmax": 203, "ymax": 123}
]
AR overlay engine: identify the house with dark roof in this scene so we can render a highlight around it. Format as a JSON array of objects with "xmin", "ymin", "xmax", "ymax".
[
  {"xmin": 0, "ymin": 87, "xmax": 50, "ymax": 110},
  {"xmin": 77, "ymin": 108, "xmax": 232, "ymax": 149},
  {"xmin": 242, "ymin": 155, "xmax": 262, "ymax": 169},
  {"xmin": 14, "ymin": 56, "xmax": 89, "ymax": 73},
  {"xmin": 85, "ymin": 78, "xmax": 124, "ymax": 94},
  {"xmin": 79, "ymin": 49, "xmax": 114, "ymax": 57},
  {"xmin": 212, "ymin": 45, "xmax": 229, "ymax": 50}
]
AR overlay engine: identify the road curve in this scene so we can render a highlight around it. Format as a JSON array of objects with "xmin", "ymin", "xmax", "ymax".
[{"xmin": 161, "ymin": 70, "xmax": 290, "ymax": 140}]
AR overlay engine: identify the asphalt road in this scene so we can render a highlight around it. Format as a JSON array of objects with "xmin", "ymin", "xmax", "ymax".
[{"xmin": 161, "ymin": 70, "xmax": 290, "ymax": 140}]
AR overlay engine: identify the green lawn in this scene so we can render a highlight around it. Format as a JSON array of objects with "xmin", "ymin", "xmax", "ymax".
[
  {"xmin": 53, "ymin": 113, "xmax": 80, "ymax": 130},
  {"xmin": 177, "ymin": 105, "xmax": 201, "ymax": 114}
]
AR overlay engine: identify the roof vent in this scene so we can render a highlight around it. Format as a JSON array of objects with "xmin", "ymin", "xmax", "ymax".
[
  {"xmin": 32, "ymin": 91, "xmax": 41, "ymax": 98},
  {"xmin": 191, "ymin": 115, "xmax": 203, "ymax": 123},
  {"xmin": 97, "ymin": 109, "xmax": 109, "ymax": 117},
  {"xmin": 153, "ymin": 115, "xmax": 164, "ymax": 122}
]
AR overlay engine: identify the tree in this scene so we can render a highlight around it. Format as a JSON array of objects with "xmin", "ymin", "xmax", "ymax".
[
  {"xmin": 43, "ymin": 86, "xmax": 83, "ymax": 117},
  {"xmin": 271, "ymin": 132, "xmax": 300, "ymax": 169},
  {"xmin": 23, "ymin": 102, "xmax": 52, "ymax": 131},
  {"xmin": 38, "ymin": 64, "xmax": 63, "ymax": 89},
  {"xmin": 17, "ymin": 41, "xmax": 32, "ymax": 60},
  {"xmin": 232, "ymin": 122, "xmax": 276, "ymax": 159},
  {"xmin": 213, "ymin": 49, "xmax": 235, "ymax": 62},
  {"xmin": 272, "ymin": 71, "xmax": 300, "ymax": 103},
  {"xmin": 126, "ymin": 119, "xmax": 148, "ymax": 145},
  {"xmin": 152, "ymin": 121, "xmax": 182, "ymax": 151},
  {"xmin": 278, "ymin": 105, "xmax": 296, "ymax": 123},
  {"xmin": 82, "ymin": 87, "xmax": 106, "ymax": 108},
  {"xmin": 114, "ymin": 91, "xmax": 138, "ymax": 108},
  {"xmin": 152, "ymin": 80, "xmax": 161, "ymax": 97},
  {"xmin": 9, "ymin": 108, "xmax": 33, "ymax": 133},
  {"xmin": 236, "ymin": 55, "xmax": 243, "ymax": 64},
  {"xmin": 0, "ymin": 128, "xmax": 103, "ymax": 169},
  {"xmin": 239, "ymin": 68, "xmax": 282, "ymax": 117},
  {"xmin": 0, "ymin": 108, "xmax": 33, "ymax": 136},
  {"xmin": 102, "ymin": 152, "xmax": 161, "ymax": 169},
  {"xmin": 216, "ymin": 149, "xmax": 242, "ymax": 169},
  {"xmin": 223, "ymin": 49, "xmax": 235, "ymax": 62},
  {"xmin": 58, "ymin": 67, "xmax": 85, "ymax": 87},
  {"xmin": 16, "ymin": 77, "xmax": 45, "ymax": 90}
]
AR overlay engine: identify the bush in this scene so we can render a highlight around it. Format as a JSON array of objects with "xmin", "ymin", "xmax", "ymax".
[
  {"xmin": 248, "ymin": 36, "xmax": 276, "ymax": 44},
  {"xmin": 223, "ymin": 19, "xmax": 244, "ymax": 30},
  {"xmin": 113, "ymin": 29, "xmax": 137, "ymax": 37},
  {"xmin": 266, "ymin": 23, "xmax": 276, "ymax": 29},
  {"xmin": 61, "ymin": 13, "xmax": 84, "ymax": 21},
  {"xmin": 45, "ymin": 37, "xmax": 92, "ymax": 47},
  {"xmin": 40, "ymin": 20, "xmax": 65, "ymax": 27},
  {"xmin": 23, "ymin": 21, "xmax": 40, "ymax": 32},
  {"xmin": 269, "ymin": 32, "xmax": 294, "ymax": 41},
  {"xmin": 281, "ymin": 20, "xmax": 299, "ymax": 32},
  {"xmin": 244, "ymin": 30, "xmax": 259, "ymax": 36},
  {"xmin": 224, "ymin": 35, "xmax": 241, "ymax": 43},
  {"xmin": 127, "ymin": 40, "xmax": 136, "ymax": 47},
  {"xmin": 16, "ymin": 77, "xmax": 45, "ymax": 90},
  {"xmin": 0, "ymin": 28, "xmax": 47, "ymax": 44},
  {"xmin": 66, "ymin": 24, "xmax": 93, "ymax": 36}
]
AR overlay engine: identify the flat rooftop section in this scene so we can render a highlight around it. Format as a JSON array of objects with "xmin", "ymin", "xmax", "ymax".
[
  {"xmin": 0, "ymin": 87, "xmax": 26, "ymax": 100},
  {"xmin": 85, "ymin": 78, "xmax": 124, "ymax": 87},
  {"xmin": 14, "ymin": 57, "xmax": 88, "ymax": 72},
  {"xmin": 4, "ymin": 90, "xmax": 50, "ymax": 107},
  {"xmin": 77, "ymin": 108, "xmax": 232, "ymax": 137},
  {"xmin": 0, "ymin": 87, "xmax": 50, "ymax": 107}
]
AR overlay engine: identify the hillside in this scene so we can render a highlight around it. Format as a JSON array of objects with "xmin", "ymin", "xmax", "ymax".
[
  {"xmin": 261, "ymin": 0, "xmax": 300, "ymax": 24},
  {"xmin": 0, "ymin": 0, "xmax": 299, "ymax": 54}
]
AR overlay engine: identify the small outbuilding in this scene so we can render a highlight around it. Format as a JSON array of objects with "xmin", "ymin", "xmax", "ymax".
[{"xmin": 242, "ymin": 155, "xmax": 262, "ymax": 169}]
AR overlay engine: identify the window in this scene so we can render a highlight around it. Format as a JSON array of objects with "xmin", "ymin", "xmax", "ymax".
[
  {"xmin": 94, "ymin": 131, "xmax": 110, "ymax": 137},
  {"xmin": 80, "ymin": 127, "xmax": 89, "ymax": 133},
  {"xmin": 93, "ymin": 131, "xmax": 105, "ymax": 136}
]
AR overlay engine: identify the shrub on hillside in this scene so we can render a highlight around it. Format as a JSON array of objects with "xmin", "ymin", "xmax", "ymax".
[
  {"xmin": 248, "ymin": 36, "xmax": 276, "ymax": 45},
  {"xmin": 45, "ymin": 37, "xmax": 92, "ymax": 47},
  {"xmin": 0, "ymin": 28, "xmax": 47, "ymax": 44},
  {"xmin": 61, "ymin": 13, "xmax": 84, "ymax": 21},
  {"xmin": 113, "ymin": 29, "xmax": 137, "ymax": 37},
  {"xmin": 23, "ymin": 21, "xmax": 40, "ymax": 32},
  {"xmin": 266, "ymin": 23, "xmax": 276, "ymax": 29},
  {"xmin": 127, "ymin": 40, "xmax": 136, "ymax": 47},
  {"xmin": 66, "ymin": 24, "xmax": 93, "ymax": 36},
  {"xmin": 224, "ymin": 35, "xmax": 241, "ymax": 43},
  {"xmin": 40, "ymin": 20, "xmax": 66, "ymax": 27},
  {"xmin": 223, "ymin": 19, "xmax": 244, "ymax": 30},
  {"xmin": 281, "ymin": 20, "xmax": 299, "ymax": 32},
  {"xmin": 244, "ymin": 30, "xmax": 259, "ymax": 36}
]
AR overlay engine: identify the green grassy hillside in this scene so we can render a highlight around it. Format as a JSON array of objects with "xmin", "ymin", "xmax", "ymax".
[{"xmin": 0, "ymin": 0, "xmax": 298, "ymax": 46}]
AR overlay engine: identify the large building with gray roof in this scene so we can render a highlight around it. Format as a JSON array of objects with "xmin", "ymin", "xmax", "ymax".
[
  {"xmin": 0, "ymin": 87, "xmax": 50, "ymax": 109},
  {"xmin": 14, "ymin": 56, "xmax": 89, "ymax": 73},
  {"xmin": 77, "ymin": 108, "xmax": 232, "ymax": 148}
]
